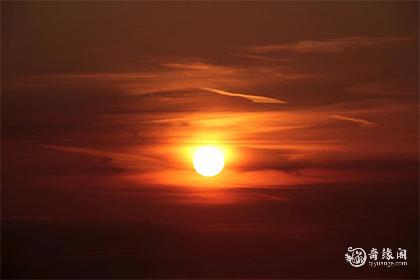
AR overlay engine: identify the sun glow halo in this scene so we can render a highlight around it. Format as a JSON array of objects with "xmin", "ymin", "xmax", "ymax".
[{"xmin": 193, "ymin": 146, "xmax": 225, "ymax": 177}]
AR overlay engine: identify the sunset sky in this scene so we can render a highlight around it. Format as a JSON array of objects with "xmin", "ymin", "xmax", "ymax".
[{"xmin": 1, "ymin": 2, "xmax": 418, "ymax": 278}]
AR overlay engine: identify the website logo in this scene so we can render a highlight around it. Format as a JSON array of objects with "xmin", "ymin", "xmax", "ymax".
[
  {"xmin": 345, "ymin": 247, "xmax": 367, "ymax": 267},
  {"xmin": 345, "ymin": 247, "xmax": 408, "ymax": 268}
]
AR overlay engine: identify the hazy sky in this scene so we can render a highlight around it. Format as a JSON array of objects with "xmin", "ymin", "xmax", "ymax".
[{"xmin": 1, "ymin": 2, "xmax": 418, "ymax": 278}]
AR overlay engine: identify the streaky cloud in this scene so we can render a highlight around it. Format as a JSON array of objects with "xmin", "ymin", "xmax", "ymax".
[
  {"xmin": 161, "ymin": 62, "xmax": 214, "ymax": 70},
  {"xmin": 244, "ymin": 36, "xmax": 413, "ymax": 54},
  {"xmin": 332, "ymin": 115, "xmax": 377, "ymax": 127},
  {"xmin": 41, "ymin": 145, "xmax": 166, "ymax": 171},
  {"xmin": 201, "ymin": 87, "xmax": 287, "ymax": 104}
]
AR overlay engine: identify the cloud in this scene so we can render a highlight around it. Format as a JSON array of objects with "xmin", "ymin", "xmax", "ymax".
[
  {"xmin": 332, "ymin": 115, "xmax": 377, "ymax": 127},
  {"xmin": 42, "ymin": 145, "xmax": 166, "ymax": 171},
  {"xmin": 8, "ymin": 58, "xmax": 311, "ymax": 100},
  {"xmin": 161, "ymin": 62, "xmax": 214, "ymax": 70},
  {"xmin": 233, "ymin": 53, "xmax": 291, "ymax": 63},
  {"xmin": 201, "ymin": 87, "xmax": 287, "ymax": 104},
  {"xmin": 244, "ymin": 36, "xmax": 413, "ymax": 54}
]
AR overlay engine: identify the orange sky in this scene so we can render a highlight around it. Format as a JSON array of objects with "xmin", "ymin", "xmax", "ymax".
[
  {"xmin": 4, "ymin": 31, "xmax": 418, "ymax": 203},
  {"xmin": 1, "ymin": 2, "xmax": 418, "ymax": 278}
]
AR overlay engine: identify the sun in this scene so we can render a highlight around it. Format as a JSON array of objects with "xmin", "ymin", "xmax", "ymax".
[{"xmin": 193, "ymin": 146, "xmax": 224, "ymax": 177}]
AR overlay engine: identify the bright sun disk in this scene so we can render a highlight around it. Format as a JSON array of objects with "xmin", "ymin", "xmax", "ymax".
[{"xmin": 193, "ymin": 146, "xmax": 224, "ymax": 177}]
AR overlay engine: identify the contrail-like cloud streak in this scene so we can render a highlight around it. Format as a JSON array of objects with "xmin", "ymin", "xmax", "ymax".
[
  {"xmin": 201, "ymin": 87, "xmax": 287, "ymax": 104},
  {"xmin": 333, "ymin": 115, "xmax": 377, "ymax": 127}
]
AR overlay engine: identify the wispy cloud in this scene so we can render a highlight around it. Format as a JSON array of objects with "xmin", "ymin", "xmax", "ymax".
[
  {"xmin": 201, "ymin": 87, "xmax": 287, "ymax": 104},
  {"xmin": 8, "ymin": 58, "xmax": 311, "ymax": 99},
  {"xmin": 244, "ymin": 36, "xmax": 413, "ymax": 54},
  {"xmin": 332, "ymin": 115, "xmax": 377, "ymax": 127},
  {"xmin": 233, "ymin": 53, "xmax": 291, "ymax": 63},
  {"xmin": 42, "ymin": 145, "xmax": 166, "ymax": 171},
  {"xmin": 161, "ymin": 62, "xmax": 214, "ymax": 70}
]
